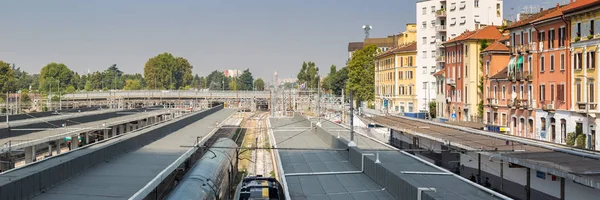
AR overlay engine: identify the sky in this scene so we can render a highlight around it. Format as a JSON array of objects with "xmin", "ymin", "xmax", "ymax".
[{"xmin": 0, "ymin": 0, "xmax": 565, "ymax": 82}]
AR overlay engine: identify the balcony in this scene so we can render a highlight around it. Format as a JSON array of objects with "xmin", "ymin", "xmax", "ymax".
[
  {"xmin": 529, "ymin": 42, "xmax": 537, "ymax": 52},
  {"xmin": 436, "ymin": 41, "xmax": 445, "ymax": 48},
  {"xmin": 509, "ymin": 46, "xmax": 518, "ymax": 55},
  {"xmin": 436, "ymin": 56, "xmax": 446, "ymax": 63},
  {"xmin": 446, "ymin": 78, "xmax": 455, "ymax": 86},
  {"xmin": 436, "ymin": 25, "xmax": 447, "ymax": 32},
  {"xmin": 524, "ymin": 71, "xmax": 533, "ymax": 82},
  {"xmin": 436, "ymin": 10, "xmax": 447, "ymax": 17},
  {"xmin": 487, "ymin": 98, "xmax": 499, "ymax": 109},
  {"xmin": 520, "ymin": 44, "xmax": 530, "ymax": 53},
  {"xmin": 520, "ymin": 99, "xmax": 529, "ymax": 109},
  {"xmin": 508, "ymin": 99, "xmax": 516, "ymax": 109}
]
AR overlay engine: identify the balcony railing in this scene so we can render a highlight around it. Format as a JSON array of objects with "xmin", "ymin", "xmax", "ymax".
[
  {"xmin": 520, "ymin": 99, "xmax": 529, "ymax": 109},
  {"xmin": 436, "ymin": 10, "xmax": 447, "ymax": 17},
  {"xmin": 436, "ymin": 56, "xmax": 446, "ymax": 63},
  {"xmin": 436, "ymin": 25, "xmax": 447, "ymax": 32},
  {"xmin": 487, "ymin": 98, "xmax": 499, "ymax": 108},
  {"xmin": 543, "ymin": 102, "xmax": 556, "ymax": 111},
  {"xmin": 524, "ymin": 71, "xmax": 533, "ymax": 82},
  {"xmin": 446, "ymin": 78, "xmax": 456, "ymax": 86}
]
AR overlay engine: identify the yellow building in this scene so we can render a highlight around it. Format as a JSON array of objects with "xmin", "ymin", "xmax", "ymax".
[
  {"xmin": 349, "ymin": 24, "xmax": 417, "ymax": 60},
  {"xmin": 374, "ymin": 42, "xmax": 418, "ymax": 113}
]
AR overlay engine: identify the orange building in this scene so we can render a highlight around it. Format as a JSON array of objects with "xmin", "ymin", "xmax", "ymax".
[{"xmin": 482, "ymin": 36, "xmax": 513, "ymax": 134}]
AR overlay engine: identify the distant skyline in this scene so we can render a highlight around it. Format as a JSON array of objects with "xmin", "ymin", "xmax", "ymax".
[{"xmin": 0, "ymin": 0, "xmax": 564, "ymax": 81}]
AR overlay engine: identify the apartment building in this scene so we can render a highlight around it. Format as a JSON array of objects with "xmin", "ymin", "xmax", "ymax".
[
  {"xmin": 348, "ymin": 24, "xmax": 417, "ymax": 60},
  {"xmin": 564, "ymin": 0, "xmax": 600, "ymax": 149},
  {"xmin": 416, "ymin": 0, "xmax": 503, "ymax": 112},
  {"xmin": 374, "ymin": 43, "xmax": 418, "ymax": 113},
  {"xmin": 482, "ymin": 37, "xmax": 512, "ymax": 134},
  {"xmin": 442, "ymin": 25, "xmax": 502, "ymax": 121},
  {"xmin": 529, "ymin": 5, "xmax": 574, "ymax": 144}
]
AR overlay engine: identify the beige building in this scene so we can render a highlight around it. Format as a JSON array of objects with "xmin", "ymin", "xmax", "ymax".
[{"xmin": 374, "ymin": 42, "xmax": 418, "ymax": 113}]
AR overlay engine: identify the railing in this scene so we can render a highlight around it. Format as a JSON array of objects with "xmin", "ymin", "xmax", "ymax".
[
  {"xmin": 520, "ymin": 44, "xmax": 530, "ymax": 53},
  {"xmin": 524, "ymin": 71, "xmax": 533, "ymax": 82},
  {"xmin": 487, "ymin": 98, "xmax": 498, "ymax": 107},
  {"xmin": 436, "ymin": 56, "xmax": 446, "ymax": 62},
  {"xmin": 529, "ymin": 42, "xmax": 537, "ymax": 52},
  {"xmin": 435, "ymin": 10, "xmax": 447, "ymax": 17},
  {"xmin": 509, "ymin": 46, "xmax": 518, "ymax": 55},
  {"xmin": 61, "ymin": 90, "xmax": 272, "ymax": 100},
  {"xmin": 436, "ymin": 25, "xmax": 447, "ymax": 32},
  {"xmin": 446, "ymin": 78, "xmax": 456, "ymax": 86},
  {"xmin": 520, "ymin": 99, "xmax": 529, "ymax": 109}
]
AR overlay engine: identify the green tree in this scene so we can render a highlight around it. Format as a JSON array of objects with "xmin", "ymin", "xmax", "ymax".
[
  {"xmin": 39, "ymin": 62, "xmax": 73, "ymax": 93},
  {"xmin": 65, "ymin": 85, "xmax": 76, "ymax": 93},
  {"xmin": 575, "ymin": 134, "xmax": 587, "ymax": 149},
  {"xmin": 199, "ymin": 76, "xmax": 207, "ymax": 89},
  {"xmin": 20, "ymin": 89, "xmax": 31, "ymax": 103},
  {"xmin": 30, "ymin": 74, "xmax": 40, "ymax": 91},
  {"xmin": 429, "ymin": 101, "xmax": 437, "ymax": 118},
  {"xmin": 322, "ymin": 65, "xmax": 337, "ymax": 93},
  {"xmin": 566, "ymin": 132, "xmax": 577, "ymax": 146},
  {"xmin": 328, "ymin": 67, "xmax": 348, "ymax": 96},
  {"xmin": 123, "ymin": 79, "xmax": 143, "ymax": 90},
  {"xmin": 237, "ymin": 69, "xmax": 254, "ymax": 90},
  {"xmin": 143, "ymin": 53, "xmax": 193, "ymax": 90},
  {"xmin": 346, "ymin": 44, "xmax": 377, "ymax": 107},
  {"xmin": 102, "ymin": 64, "xmax": 123, "ymax": 90},
  {"xmin": 206, "ymin": 70, "xmax": 229, "ymax": 90},
  {"xmin": 254, "ymin": 78, "xmax": 265, "ymax": 91},
  {"xmin": 72, "ymin": 72, "xmax": 81, "ymax": 90},
  {"xmin": 478, "ymin": 39, "xmax": 490, "ymax": 119},
  {"xmin": 13, "ymin": 65, "xmax": 34, "ymax": 91},
  {"xmin": 191, "ymin": 74, "xmax": 202, "ymax": 89},
  {"xmin": 0, "ymin": 61, "xmax": 16, "ymax": 96},
  {"xmin": 297, "ymin": 61, "xmax": 319, "ymax": 89}
]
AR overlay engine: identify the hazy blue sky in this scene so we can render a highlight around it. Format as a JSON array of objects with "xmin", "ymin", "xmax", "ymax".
[{"xmin": 0, "ymin": 0, "xmax": 563, "ymax": 81}]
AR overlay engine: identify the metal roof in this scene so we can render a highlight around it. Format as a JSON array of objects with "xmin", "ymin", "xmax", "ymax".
[{"xmin": 28, "ymin": 109, "xmax": 235, "ymax": 200}]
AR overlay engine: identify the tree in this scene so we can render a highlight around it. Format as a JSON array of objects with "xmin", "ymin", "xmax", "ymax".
[
  {"xmin": 102, "ymin": 64, "xmax": 123, "ymax": 90},
  {"xmin": 123, "ymin": 79, "xmax": 143, "ymax": 90},
  {"xmin": 0, "ymin": 61, "xmax": 16, "ymax": 96},
  {"xmin": 346, "ymin": 44, "xmax": 377, "ymax": 107},
  {"xmin": 237, "ymin": 69, "xmax": 254, "ymax": 90},
  {"xmin": 39, "ymin": 62, "xmax": 73, "ymax": 93},
  {"xmin": 322, "ymin": 65, "xmax": 337, "ymax": 93},
  {"xmin": 65, "ymin": 85, "xmax": 76, "ymax": 93},
  {"xmin": 20, "ymin": 89, "xmax": 31, "ymax": 104},
  {"xmin": 429, "ymin": 101, "xmax": 437, "ymax": 118},
  {"xmin": 478, "ymin": 39, "xmax": 490, "ymax": 119},
  {"xmin": 206, "ymin": 70, "xmax": 228, "ymax": 90},
  {"xmin": 254, "ymin": 78, "xmax": 265, "ymax": 91},
  {"xmin": 191, "ymin": 74, "xmax": 202, "ymax": 89},
  {"xmin": 143, "ymin": 52, "xmax": 193, "ymax": 90},
  {"xmin": 13, "ymin": 65, "xmax": 34, "ymax": 91},
  {"xmin": 297, "ymin": 61, "xmax": 319, "ymax": 89}
]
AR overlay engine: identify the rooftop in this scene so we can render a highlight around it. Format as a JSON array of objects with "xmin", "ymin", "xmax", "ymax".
[
  {"xmin": 376, "ymin": 42, "xmax": 417, "ymax": 58},
  {"xmin": 489, "ymin": 67, "xmax": 509, "ymax": 79},
  {"xmin": 444, "ymin": 26, "xmax": 502, "ymax": 45},
  {"xmin": 348, "ymin": 42, "xmax": 364, "ymax": 52},
  {"xmin": 482, "ymin": 40, "xmax": 510, "ymax": 52}
]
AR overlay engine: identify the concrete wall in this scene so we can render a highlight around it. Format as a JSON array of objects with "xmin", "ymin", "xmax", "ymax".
[{"xmin": 0, "ymin": 106, "xmax": 223, "ymax": 200}]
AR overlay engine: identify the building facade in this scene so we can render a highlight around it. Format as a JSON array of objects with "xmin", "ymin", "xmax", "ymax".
[
  {"xmin": 565, "ymin": 0, "xmax": 600, "ymax": 150},
  {"xmin": 374, "ymin": 43, "xmax": 418, "ymax": 113},
  {"xmin": 482, "ymin": 38, "xmax": 512, "ymax": 134},
  {"xmin": 442, "ymin": 25, "xmax": 502, "ymax": 121},
  {"xmin": 416, "ymin": 0, "xmax": 504, "ymax": 112}
]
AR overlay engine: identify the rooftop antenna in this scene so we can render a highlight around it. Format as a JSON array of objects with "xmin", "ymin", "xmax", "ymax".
[{"xmin": 362, "ymin": 25, "xmax": 372, "ymax": 39}]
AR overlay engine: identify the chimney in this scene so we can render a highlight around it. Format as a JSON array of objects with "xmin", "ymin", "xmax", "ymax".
[{"xmin": 557, "ymin": 3, "xmax": 560, "ymax": 9}]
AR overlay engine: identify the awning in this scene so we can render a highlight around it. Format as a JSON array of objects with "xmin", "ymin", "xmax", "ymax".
[
  {"xmin": 517, "ymin": 56, "xmax": 524, "ymax": 70},
  {"xmin": 507, "ymin": 57, "xmax": 516, "ymax": 73}
]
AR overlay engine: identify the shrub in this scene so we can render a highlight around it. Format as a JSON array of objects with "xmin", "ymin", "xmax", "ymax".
[
  {"xmin": 566, "ymin": 132, "xmax": 577, "ymax": 146},
  {"xmin": 575, "ymin": 134, "xmax": 587, "ymax": 149}
]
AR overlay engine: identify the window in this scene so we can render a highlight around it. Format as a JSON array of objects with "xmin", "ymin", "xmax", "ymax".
[
  {"xmin": 521, "ymin": 31, "xmax": 524, "ymax": 45},
  {"xmin": 423, "ymin": 37, "xmax": 427, "ymax": 44},
  {"xmin": 576, "ymin": 53, "xmax": 583, "ymax": 70},
  {"xmin": 520, "ymin": 85, "xmax": 524, "ymax": 99},
  {"xmin": 422, "ymin": 22, "xmax": 427, "ymax": 29},
  {"xmin": 513, "ymin": 85, "xmax": 516, "ymax": 97},
  {"xmin": 409, "ymin": 86, "xmax": 413, "ymax": 95},
  {"xmin": 541, "ymin": 118, "xmax": 547, "ymax": 131},
  {"xmin": 540, "ymin": 56, "xmax": 545, "ymax": 72},
  {"xmin": 423, "ymin": 66, "xmax": 427, "ymax": 74},
  {"xmin": 539, "ymin": 84, "xmax": 546, "ymax": 102},
  {"xmin": 561, "ymin": 119, "xmax": 567, "ymax": 144},
  {"xmin": 431, "ymin": 6, "xmax": 435, "ymax": 13},
  {"xmin": 431, "ymin": 50, "xmax": 436, "ymax": 58},
  {"xmin": 577, "ymin": 82, "xmax": 582, "ymax": 102},
  {"xmin": 590, "ymin": 51, "xmax": 596, "ymax": 69},
  {"xmin": 550, "ymin": 84, "xmax": 555, "ymax": 100},
  {"xmin": 528, "ymin": 56, "xmax": 532, "ymax": 72},
  {"xmin": 502, "ymin": 113, "xmax": 507, "ymax": 126},
  {"xmin": 422, "ymin": 7, "xmax": 426, "ymax": 15},
  {"xmin": 548, "ymin": 29, "xmax": 555, "ymax": 49},
  {"xmin": 431, "ymin": 81, "xmax": 436, "ymax": 89},
  {"xmin": 460, "ymin": 16, "xmax": 466, "ymax": 25},
  {"xmin": 431, "ymin": 66, "xmax": 436, "ymax": 74},
  {"xmin": 502, "ymin": 86, "xmax": 506, "ymax": 99},
  {"xmin": 458, "ymin": 67, "xmax": 461, "ymax": 78},
  {"xmin": 590, "ymin": 82, "xmax": 595, "ymax": 103},
  {"xmin": 423, "ymin": 51, "xmax": 427, "ymax": 58},
  {"xmin": 577, "ymin": 22, "xmax": 582, "ymax": 37},
  {"xmin": 465, "ymin": 64, "xmax": 468, "ymax": 77},
  {"xmin": 465, "ymin": 45, "xmax": 469, "ymax": 57},
  {"xmin": 592, "ymin": 20, "xmax": 595, "ymax": 36},
  {"xmin": 560, "ymin": 54, "xmax": 565, "ymax": 70},
  {"xmin": 423, "ymin": 82, "xmax": 427, "ymax": 89},
  {"xmin": 409, "ymin": 56, "xmax": 413, "ymax": 66},
  {"xmin": 497, "ymin": 3, "xmax": 501, "ymax": 17},
  {"xmin": 557, "ymin": 84, "xmax": 565, "ymax": 102},
  {"xmin": 550, "ymin": 55, "xmax": 555, "ymax": 71},
  {"xmin": 465, "ymin": 87, "xmax": 468, "ymax": 104},
  {"xmin": 475, "ymin": 0, "xmax": 479, "ymax": 7},
  {"xmin": 486, "ymin": 60, "xmax": 490, "ymax": 73},
  {"xmin": 559, "ymin": 27, "xmax": 565, "ymax": 47}
]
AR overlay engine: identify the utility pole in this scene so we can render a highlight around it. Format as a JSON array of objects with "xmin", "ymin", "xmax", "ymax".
[{"xmin": 349, "ymin": 90, "xmax": 356, "ymax": 147}]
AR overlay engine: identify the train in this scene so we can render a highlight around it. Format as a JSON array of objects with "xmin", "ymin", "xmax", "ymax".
[
  {"xmin": 164, "ymin": 137, "xmax": 238, "ymax": 200},
  {"xmin": 234, "ymin": 175, "xmax": 286, "ymax": 200}
]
